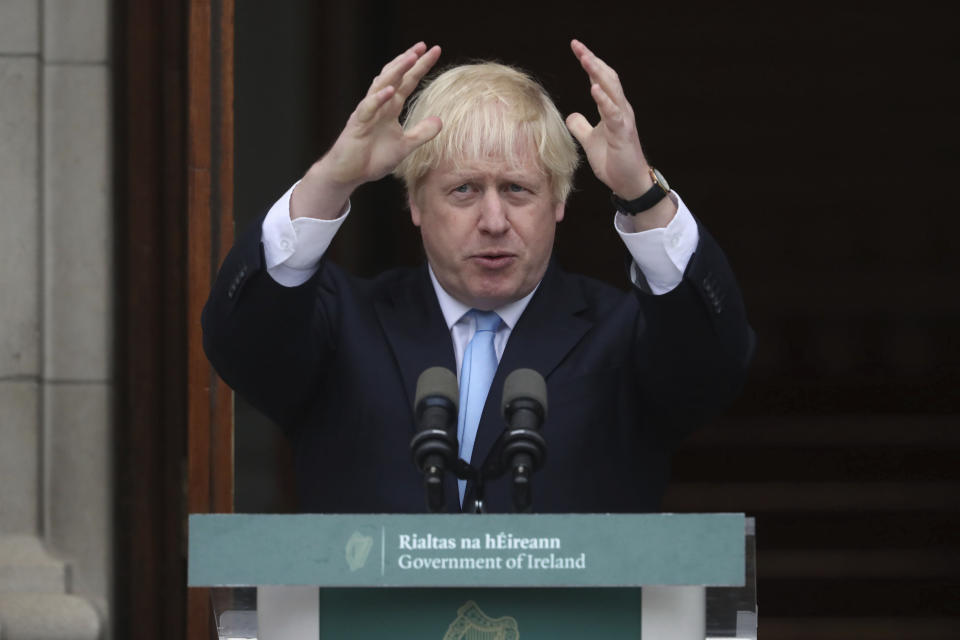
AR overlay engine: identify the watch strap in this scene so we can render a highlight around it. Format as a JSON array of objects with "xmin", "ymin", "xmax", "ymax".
[{"xmin": 610, "ymin": 169, "xmax": 669, "ymax": 215}]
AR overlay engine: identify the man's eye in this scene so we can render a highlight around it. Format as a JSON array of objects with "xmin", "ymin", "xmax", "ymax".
[
  {"xmin": 453, "ymin": 184, "xmax": 471, "ymax": 193},
  {"xmin": 508, "ymin": 184, "xmax": 525, "ymax": 193}
]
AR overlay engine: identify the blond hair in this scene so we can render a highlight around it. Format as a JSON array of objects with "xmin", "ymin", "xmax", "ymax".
[{"xmin": 394, "ymin": 62, "xmax": 579, "ymax": 203}]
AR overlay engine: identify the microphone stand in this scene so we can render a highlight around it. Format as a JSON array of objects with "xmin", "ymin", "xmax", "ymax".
[{"xmin": 411, "ymin": 367, "xmax": 548, "ymax": 514}]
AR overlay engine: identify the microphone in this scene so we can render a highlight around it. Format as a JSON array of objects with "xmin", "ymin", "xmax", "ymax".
[
  {"xmin": 410, "ymin": 367, "xmax": 459, "ymax": 512},
  {"xmin": 500, "ymin": 368, "xmax": 548, "ymax": 512}
]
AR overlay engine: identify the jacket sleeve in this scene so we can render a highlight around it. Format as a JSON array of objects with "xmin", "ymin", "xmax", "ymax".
[
  {"xmin": 201, "ymin": 217, "xmax": 340, "ymax": 427},
  {"xmin": 632, "ymin": 221, "xmax": 756, "ymax": 447}
]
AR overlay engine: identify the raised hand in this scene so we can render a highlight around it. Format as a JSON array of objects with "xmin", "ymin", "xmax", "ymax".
[
  {"xmin": 293, "ymin": 43, "xmax": 443, "ymax": 219},
  {"xmin": 565, "ymin": 39, "xmax": 654, "ymax": 201}
]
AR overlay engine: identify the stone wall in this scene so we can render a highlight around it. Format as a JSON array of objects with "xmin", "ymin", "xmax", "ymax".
[{"xmin": 0, "ymin": 0, "xmax": 111, "ymax": 637}]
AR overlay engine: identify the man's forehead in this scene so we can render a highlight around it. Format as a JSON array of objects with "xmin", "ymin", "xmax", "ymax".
[{"xmin": 430, "ymin": 154, "xmax": 547, "ymax": 183}]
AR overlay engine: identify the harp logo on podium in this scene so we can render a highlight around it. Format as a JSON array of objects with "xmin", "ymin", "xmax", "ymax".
[
  {"xmin": 344, "ymin": 531, "xmax": 373, "ymax": 571},
  {"xmin": 443, "ymin": 600, "xmax": 519, "ymax": 640}
]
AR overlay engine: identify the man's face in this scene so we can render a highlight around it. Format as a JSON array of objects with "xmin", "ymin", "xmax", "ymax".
[{"xmin": 410, "ymin": 150, "xmax": 565, "ymax": 310}]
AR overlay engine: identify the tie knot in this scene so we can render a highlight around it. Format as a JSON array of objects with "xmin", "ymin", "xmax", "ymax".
[{"xmin": 471, "ymin": 309, "xmax": 501, "ymax": 332}]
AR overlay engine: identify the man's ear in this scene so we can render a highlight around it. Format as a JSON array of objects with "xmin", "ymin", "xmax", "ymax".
[
  {"xmin": 554, "ymin": 201, "xmax": 565, "ymax": 223},
  {"xmin": 409, "ymin": 193, "xmax": 422, "ymax": 227}
]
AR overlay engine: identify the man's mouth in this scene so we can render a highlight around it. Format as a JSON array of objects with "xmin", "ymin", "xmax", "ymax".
[{"xmin": 471, "ymin": 252, "xmax": 515, "ymax": 268}]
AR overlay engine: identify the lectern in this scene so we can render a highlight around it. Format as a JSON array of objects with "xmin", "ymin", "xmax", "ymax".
[{"xmin": 189, "ymin": 513, "xmax": 757, "ymax": 639}]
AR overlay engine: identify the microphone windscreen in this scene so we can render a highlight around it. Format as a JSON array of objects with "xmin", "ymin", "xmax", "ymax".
[
  {"xmin": 502, "ymin": 368, "xmax": 547, "ymax": 417},
  {"xmin": 415, "ymin": 366, "xmax": 459, "ymax": 410}
]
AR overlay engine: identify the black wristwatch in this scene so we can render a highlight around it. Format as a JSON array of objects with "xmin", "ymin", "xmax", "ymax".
[{"xmin": 610, "ymin": 167, "xmax": 670, "ymax": 215}]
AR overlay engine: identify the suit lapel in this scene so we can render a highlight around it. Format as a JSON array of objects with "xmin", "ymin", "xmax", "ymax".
[
  {"xmin": 374, "ymin": 266, "xmax": 461, "ymax": 512},
  {"xmin": 374, "ymin": 266, "xmax": 457, "ymax": 420},
  {"xmin": 470, "ymin": 262, "xmax": 593, "ymax": 474}
]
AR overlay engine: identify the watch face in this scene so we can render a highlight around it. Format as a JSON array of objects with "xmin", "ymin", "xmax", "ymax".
[{"xmin": 653, "ymin": 168, "xmax": 670, "ymax": 192}]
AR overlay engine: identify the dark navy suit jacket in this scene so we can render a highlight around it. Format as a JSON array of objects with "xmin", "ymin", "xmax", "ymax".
[{"xmin": 202, "ymin": 219, "xmax": 754, "ymax": 514}]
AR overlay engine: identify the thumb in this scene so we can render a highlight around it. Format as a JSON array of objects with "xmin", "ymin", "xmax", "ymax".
[
  {"xmin": 403, "ymin": 115, "xmax": 443, "ymax": 152},
  {"xmin": 565, "ymin": 113, "xmax": 593, "ymax": 146}
]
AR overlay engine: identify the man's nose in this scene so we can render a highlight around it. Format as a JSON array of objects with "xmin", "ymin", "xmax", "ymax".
[{"xmin": 477, "ymin": 190, "xmax": 510, "ymax": 234}]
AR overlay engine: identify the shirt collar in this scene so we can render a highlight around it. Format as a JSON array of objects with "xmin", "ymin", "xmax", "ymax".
[{"xmin": 428, "ymin": 264, "xmax": 539, "ymax": 331}]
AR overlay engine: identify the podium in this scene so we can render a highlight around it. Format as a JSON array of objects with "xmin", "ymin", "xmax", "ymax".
[{"xmin": 189, "ymin": 513, "xmax": 757, "ymax": 639}]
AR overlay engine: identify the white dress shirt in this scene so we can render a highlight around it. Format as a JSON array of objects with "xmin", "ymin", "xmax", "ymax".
[{"xmin": 259, "ymin": 181, "xmax": 700, "ymax": 375}]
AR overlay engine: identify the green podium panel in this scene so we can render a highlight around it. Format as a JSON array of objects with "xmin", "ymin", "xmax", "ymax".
[
  {"xmin": 189, "ymin": 513, "xmax": 744, "ymax": 587},
  {"xmin": 317, "ymin": 588, "xmax": 642, "ymax": 638},
  {"xmin": 191, "ymin": 513, "xmax": 751, "ymax": 640}
]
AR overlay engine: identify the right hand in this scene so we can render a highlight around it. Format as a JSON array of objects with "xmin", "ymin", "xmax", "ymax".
[{"xmin": 292, "ymin": 42, "xmax": 443, "ymax": 220}]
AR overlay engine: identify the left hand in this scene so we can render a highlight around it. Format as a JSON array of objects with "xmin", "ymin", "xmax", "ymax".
[{"xmin": 565, "ymin": 39, "xmax": 653, "ymax": 200}]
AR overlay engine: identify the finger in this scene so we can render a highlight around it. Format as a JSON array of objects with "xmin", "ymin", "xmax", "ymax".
[
  {"xmin": 564, "ymin": 112, "xmax": 594, "ymax": 145},
  {"xmin": 583, "ymin": 55, "xmax": 627, "ymax": 106},
  {"xmin": 403, "ymin": 115, "xmax": 443, "ymax": 151},
  {"xmin": 571, "ymin": 39, "xmax": 602, "ymax": 83},
  {"xmin": 571, "ymin": 39, "xmax": 627, "ymax": 106},
  {"xmin": 368, "ymin": 42, "xmax": 427, "ymax": 96},
  {"xmin": 381, "ymin": 42, "xmax": 427, "ymax": 79},
  {"xmin": 570, "ymin": 38, "xmax": 591, "ymax": 61},
  {"xmin": 368, "ymin": 52, "xmax": 416, "ymax": 97},
  {"xmin": 355, "ymin": 85, "xmax": 396, "ymax": 124},
  {"xmin": 570, "ymin": 39, "xmax": 601, "ymax": 88},
  {"xmin": 593, "ymin": 62, "xmax": 628, "ymax": 107},
  {"xmin": 591, "ymin": 83, "xmax": 626, "ymax": 130},
  {"xmin": 396, "ymin": 45, "xmax": 442, "ymax": 99}
]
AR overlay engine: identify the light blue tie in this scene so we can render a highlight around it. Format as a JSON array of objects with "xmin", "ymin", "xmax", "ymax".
[{"xmin": 457, "ymin": 310, "xmax": 502, "ymax": 505}]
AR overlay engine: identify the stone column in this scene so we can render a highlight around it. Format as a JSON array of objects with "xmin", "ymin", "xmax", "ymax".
[{"xmin": 0, "ymin": 1, "xmax": 111, "ymax": 637}]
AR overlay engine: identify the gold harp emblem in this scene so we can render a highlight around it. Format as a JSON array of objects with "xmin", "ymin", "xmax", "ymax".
[{"xmin": 443, "ymin": 600, "xmax": 519, "ymax": 640}]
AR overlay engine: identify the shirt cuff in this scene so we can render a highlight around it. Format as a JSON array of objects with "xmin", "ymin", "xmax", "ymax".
[
  {"xmin": 614, "ymin": 191, "xmax": 699, "ymax": 295},
  {"xmin": 261, "ymin": 180, "xmax": 350, "ymax": 287}
]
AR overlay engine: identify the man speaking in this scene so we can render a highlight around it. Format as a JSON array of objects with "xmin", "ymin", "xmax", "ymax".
[{"xmin": 202, "ymin": 40, "xmax": 754, "ymax": 514}]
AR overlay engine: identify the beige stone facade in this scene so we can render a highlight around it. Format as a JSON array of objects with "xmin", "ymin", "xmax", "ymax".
[{"xmin": 0, "ymin": 1, "xmax": 112, "ymax": 637}]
